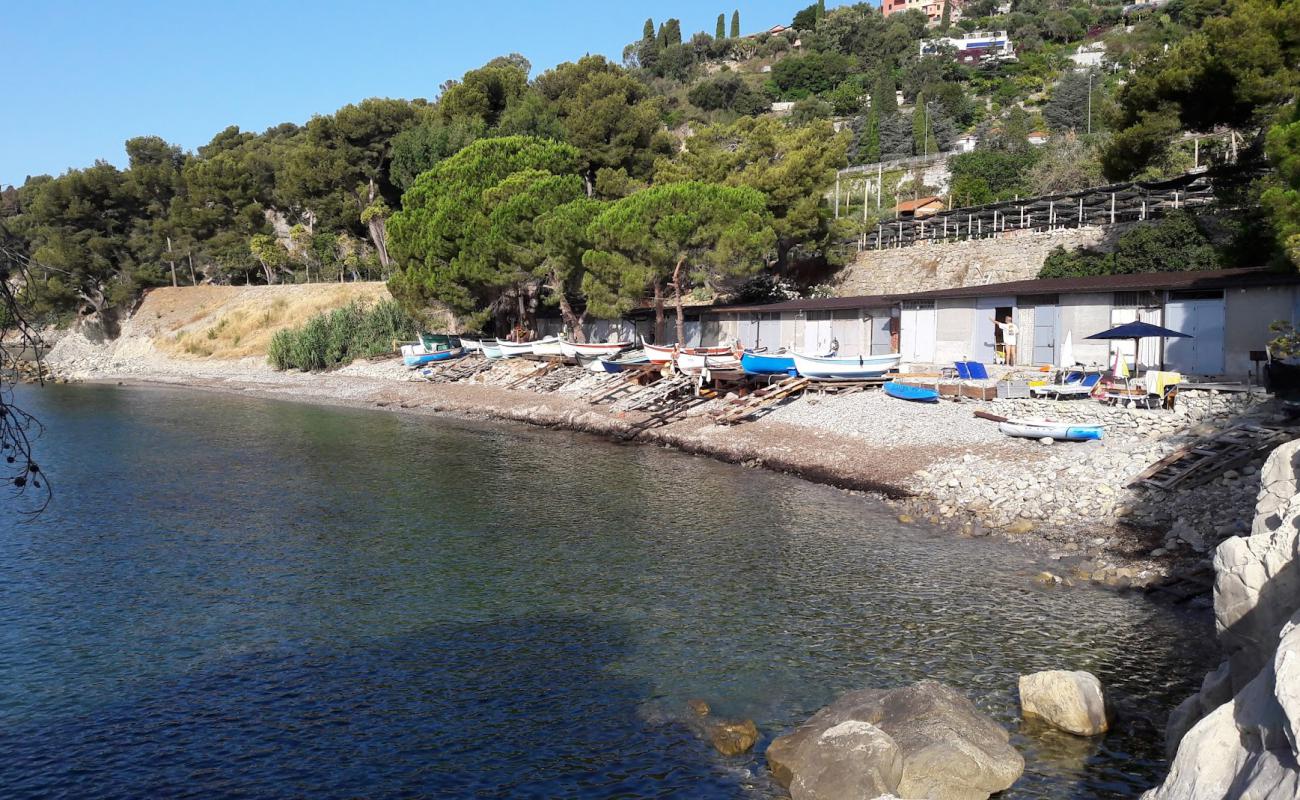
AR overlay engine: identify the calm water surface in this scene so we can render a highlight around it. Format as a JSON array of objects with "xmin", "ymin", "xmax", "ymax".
[{"xmin": 0, "ymin": 384, "xmax": 1214, "ymax": 798}]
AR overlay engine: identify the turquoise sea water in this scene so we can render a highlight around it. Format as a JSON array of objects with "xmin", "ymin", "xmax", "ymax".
[{"xmin": 0, "ymin": 384, "xmax": 1215, "ymax": 798}]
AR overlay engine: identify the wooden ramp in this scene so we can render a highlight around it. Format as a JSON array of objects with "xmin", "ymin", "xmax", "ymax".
[
  {"xmin": 1129, "ymin": 424, "xmax": 1297, "ymax": 491},
  {"xmin": 613, "ymin": 375, "xmax": 694, "ymax": 413},
  {"xmin": 424, "ymin": 357, "xmax": 493, "ymax": 383},
  {"xmin": 713, "ymin": 376, "xmax": 809, "ymax": 425},
  {"xmin": 505, "ymin": 359, "xmax": 563, "ymax": 389}
]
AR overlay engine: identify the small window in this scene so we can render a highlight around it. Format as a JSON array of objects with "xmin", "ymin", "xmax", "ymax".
[{"xmin": 1114, "ymin": 291, "xmax": 1161, "ymax": 308}]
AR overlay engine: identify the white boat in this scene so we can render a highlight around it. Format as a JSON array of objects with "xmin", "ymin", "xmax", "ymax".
[
  {"xmin": 498, "ymin": 340, "xmax": 537, "ymax": 358},
  {"xmin": 559, "ymin": 339, "xmax": 580, "ymax": 359},
  {"xmin": 461, "ymin": 338, "xmax": 484, "ymax": 353},
  {"xmin": 482, "ymin": 340, "xmax": 504, "ymax": 359},
  {"xmin": 642, "ymin": 338, "xmax": 732, "ymax": 364},
  {"xmin": 676, "ymin": 352, "xmax": 741, "ymax": 371},
  {"xmin": 530, "ymin": 336, "xmax": 563, "ymax": 357},
  {"xmin": 564, "ymin": 339, "xmax": 632, "ymax": 357},
  {"xmin": 792, "ymin": 352, "xmax": 902, "ymax": 380},
  {"xmin": 998, "ymin": 419, "xmax": 1104, "ymax": 442}
]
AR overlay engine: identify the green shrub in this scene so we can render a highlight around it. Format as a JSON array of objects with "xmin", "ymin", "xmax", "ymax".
[{"xmin": 267, "ymin": 299, "xmax": 417, "ymax": 372}]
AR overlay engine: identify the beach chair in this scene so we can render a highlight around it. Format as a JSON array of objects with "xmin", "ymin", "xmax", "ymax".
[
  {"xmin": 965, "ymin": 361, "xmax": 990, "ymax": 380},
  {"xmin": 1034, "ymin": 372, "xmax": 1102, "ymax": 400}
]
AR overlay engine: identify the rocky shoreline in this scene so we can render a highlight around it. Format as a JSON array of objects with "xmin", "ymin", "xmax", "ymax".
[{"xmin": 42, "ymin": 330, "xmax": 1285, "ymax": 593}]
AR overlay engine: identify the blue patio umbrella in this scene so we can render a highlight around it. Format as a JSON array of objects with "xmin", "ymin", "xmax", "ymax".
[{"xmin": 1085, "ymin": 320, "xmax": 1191, "ymax": 373}]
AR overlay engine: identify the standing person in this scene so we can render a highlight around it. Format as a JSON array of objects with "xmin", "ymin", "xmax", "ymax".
[{"xmin": 992, "ymin": 315, "xmax": 1018, "ymax": 365}]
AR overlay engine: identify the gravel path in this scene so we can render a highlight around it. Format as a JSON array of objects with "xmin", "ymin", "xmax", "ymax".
[{"xmin": 764, "ymin": 390, "xmax": 1012, "ymax": 447}]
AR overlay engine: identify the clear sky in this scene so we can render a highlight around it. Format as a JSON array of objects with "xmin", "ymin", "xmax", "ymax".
[{"xmin": 3, "ymin": 0, "xmax": 835, "ymax": 186}]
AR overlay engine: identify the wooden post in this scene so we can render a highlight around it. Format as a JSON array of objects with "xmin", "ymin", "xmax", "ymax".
[
  {"xmin": 1110, "ymin": 192, "xmax": 1116, "ymax": 224},
  {"xmin": 1049, "ymin": 201, "xmax": 1055, "ymax": 228},
  {"xmin": 877, "ymin": 224, "xmax": 883, "ymax": 250},
  {"xmin": 834, "ymin": 175, "xmax": 841, "ymax": 218},
  {"xmin": 863, "ymin": 179, "xmax": 869, "ymax": 222},
  {"xmin": 1078, "ymin": 197, "xmax": 1083, "ymax": 225},
  {"xmin": 187, "ymin": 252, "xmax": 197, "ymax": 285},
  {"xmin": 1019, "ymin": 206, "xmax": 1025, "ymax": 228}
]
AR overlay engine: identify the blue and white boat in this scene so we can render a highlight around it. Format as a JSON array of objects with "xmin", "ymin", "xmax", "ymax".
[
  {"xmin": 883, "ymin": 381, "xmax": 940, "ymax": 403},
  {"xmin": 792, "ymin": 352, "xmax": 902, "ymax": 380},
  {"xmin": 998, "ymin": 419, "xmax": 1104, "ymax": 442},
  {"xmin": 741, "ymin": 351, "xmax": 796, "ymax": 376},
  {"xmin": 401, "ymin": 344, "xmax": 465, "ymax": 367}
]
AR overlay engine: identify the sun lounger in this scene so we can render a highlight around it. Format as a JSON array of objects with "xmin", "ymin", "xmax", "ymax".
[
  {"xmin": 1032, "ymin": 372, "xmax": 1101, "ymax": 399},
  {"xmin": 953, "ymin": 361, "xmax": 990, "ymax": 380}
]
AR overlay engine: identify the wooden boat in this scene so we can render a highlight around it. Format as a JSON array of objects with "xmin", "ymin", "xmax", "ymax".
[
  {"xmin": 642, "ymin": 341, "xmax": 677, "ymax": 364},
  {"xmin": 460, "ymin": 338, "xmax": 484, "ymax": 353},
  {"xmin": 401, "ymin": 345, "xmax": 465, "ymax": 367},
  {"xmin": 883, "ymin": 381, "xmax": 940, "ymax": 403},
  {"xmin": 741, "ymin": 351, "xmax": 796, "ymax": 376},
  {"xmin": 498, "ymin": 340, "xmax": 537, "ymax": 358},
  {"xmin": 676, "ymin": 352, "xmax": 741, "ymax": 371},
  {"xmin": 792, "ymin": 352, "xmax": 902, "ymax": 380},
  {"xmin": 481, "ymin": 340, "xmax": 505, "ymax": 359},
  {"xmin": 530, "ymin": 337, "xmax": 563, "ymax": 357},
  {"xmin": 566, "ymin": 339, "xmax": 632, "ymax": 357},
  {"xmin": 998, "ymin": 418, "xmax": 1104, "ymax": 441},
  {"xmin": 596, "ymin": 350, "xmax": 650, "ymax": 373}
]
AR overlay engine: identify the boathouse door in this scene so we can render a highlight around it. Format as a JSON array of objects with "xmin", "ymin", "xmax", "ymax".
[
  {"xmin": 974, "ymin": 297, "xmax": 1016, "ymax": 363},
  {"xmin": 1165, "ymin": 292, "xmax": 1225, "ymax": 376},
  {"xmin": 900, "ymin": 301, "xmax": 936, "ymax": 363},
  {"xmin": 1028, "ymin": 302, "xmax": 1058, "ymax": 365}
]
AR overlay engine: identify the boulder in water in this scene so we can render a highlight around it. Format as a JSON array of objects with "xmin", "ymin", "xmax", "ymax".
[
  {"xmin": 1018, "ymin": 670, "xmax": 1112, "ymax": 736},
  {"xmin": 767, "ymin": 680, "xmax": 1023, "ymax": 800},
  {"xmin": 707, "ymin": 718, "xmax": 759, "ymax": 756},
  {"xmin": 787, "ymin": 720, "xmax": 903, "ymax": 800}
]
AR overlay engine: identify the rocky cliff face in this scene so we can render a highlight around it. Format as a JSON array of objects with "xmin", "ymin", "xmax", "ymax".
[{"xmin": 1143, "ymin": 440, "xmax": 1300, "ymax": 799}]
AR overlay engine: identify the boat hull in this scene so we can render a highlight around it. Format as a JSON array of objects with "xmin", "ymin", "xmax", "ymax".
[
  {"xmin": 676, "ymin": 352, "xmax": 741, "ymax": 371},
  {"xmin": 883, "ymin": 381, "xmax": 939, "ymax": 403},
  {"xmin": 482, "ymin": 341, "xmax": 505, "ymax": 359},
  {"xmin": 999, "ymin": 420, "xmax": 1104, "ymax": 441},
  {"xmin": 741, "ymin": 351, "xmax": 796, "ymax": 376},
  {"xmin": 568, "ymin": 340, "xmax": 632, "ymax": 357},
  {"xmin": 498, "ymin": 340, "xmax": 537, "ymax": 357},
  {"xmin": 460, "ymin": 339, "xmax": 484, "ymax": 353},
  {"xmin": 531, "ymin": 337, "xmax": 563, "ymax": 357},
  {"xmin": 792, "ymin": 353, "xmax": 902, "ymax": 380},
  {"xmin": 642, "ymin": 341, "xmax": 676, "ymax": 364},
  {"xmin": 403, "ymin": 347, "xmax": 465, "ymax": 367}
]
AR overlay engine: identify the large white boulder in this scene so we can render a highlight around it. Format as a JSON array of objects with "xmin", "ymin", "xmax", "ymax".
[
  {"xmin": 766, "ymin": 680, "xmax": 1023, "ymax": 800},
  {"xmin": 1018, "ymin": 670, "xmax": 1112, "ymax": 736}
]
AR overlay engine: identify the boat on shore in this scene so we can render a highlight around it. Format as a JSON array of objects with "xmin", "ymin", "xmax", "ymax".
[
  {"xmin": 792, "ymin": 352, "xmax": 902, "ymax": 380},
  {"xmin": 676, "ymin": 352, "xmax": 741, "ymax": 371},
  {"xmin": 741, "ymin": 351, "xmax": 796, "ymax": 376},
  {"xmin": 401, "ymin": 345, "xmax": 466, "ymax": 367},
  {"xmin": 530, "ymin": 337, "xmax": 564, "ymax": 357},
  {"xmin": 481, "ymin": 340, "xmax": 505, "ymax": 359},
  {"xmin": 596, "ymin": 350, "xmax": 650, "ymax": 373},
  {"xmin": 565, "ymin": 339, "xmax": 632, "ymax": 357},
  {"xmin": 998, "ymin": 418, "xmax": 1104, "ymax": 441},
  {"xmin": 641, "ymin": 339, "xmax": 733, "ymax": 364},
  {"xmin": 498, "ymin": 340, "xmax": 538, "ymax": 358},
  {"xmin": 883, "ymin": 381, "xmax": 939, "ymax": 403},
  {"xmin": 461, "ymin": 338, "xmax": 484, "ymax": 353}
]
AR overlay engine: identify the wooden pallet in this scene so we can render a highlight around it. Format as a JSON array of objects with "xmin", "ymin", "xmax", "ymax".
[
  {"xmin": 713, "ymin": 376, "xmax": 809, "ymax": 425},
  {"xmin": 585, "ymin": 372, "xmax": 644, "ymax": 405},
  {"xmin": 805, "ymin": 376, "xmax": 890, "ymax": 395},
  {"xmin": 1129, "ymin": 424, "xmax": 1297, "ymax": 491},
  {"xmin": 505, "ymin": 360, "xmax": 562, "ymax": 389}
]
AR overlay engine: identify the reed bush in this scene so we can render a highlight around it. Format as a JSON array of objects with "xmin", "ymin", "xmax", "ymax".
[{"xmin": 268, "ymin": 299, "xmax": 416, "ymax": 371}]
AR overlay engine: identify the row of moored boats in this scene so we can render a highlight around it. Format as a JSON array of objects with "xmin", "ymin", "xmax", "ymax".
[{"xmin": 402, "ymin": 334, "xmax": 903, "ymax": 380}]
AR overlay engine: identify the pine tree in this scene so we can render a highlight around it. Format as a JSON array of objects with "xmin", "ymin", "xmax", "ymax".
[
  {"xmin": 730, "ymin": 10, "xmax": 740, "ymax": 38},
  {"xmin": 716, "ymin": 13, "xmax": 726, "ymax": 38},
  {"xmin": 643, "ymin": 18, "xmax": 655, "ymax": 41}
]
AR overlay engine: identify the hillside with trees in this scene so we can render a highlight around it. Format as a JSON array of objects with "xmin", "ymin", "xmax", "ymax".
[{"xmin": 2, "ymin": 0, "xmax": 1296, "ymax": 339}]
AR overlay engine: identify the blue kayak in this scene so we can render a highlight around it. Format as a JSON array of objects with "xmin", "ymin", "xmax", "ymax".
[
  {"xmin": 741, "ymin": 351, "xmax": 796, "ymax": 376},
  {"xmin": 883, "ymin": 381, "xmax": 940, "ymax": 403}
]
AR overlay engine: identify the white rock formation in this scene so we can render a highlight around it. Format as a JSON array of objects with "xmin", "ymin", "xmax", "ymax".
[
  {"xmin": 1018, "ymin": 670, "xmax": 1111, "ymax": 736},
  {"xmin": 1143, "ymin": 439, "xmax": 1300, "ymax": 798}
]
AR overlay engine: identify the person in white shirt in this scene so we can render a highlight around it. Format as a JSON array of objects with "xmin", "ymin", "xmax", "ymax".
[{"xmin": 992, "ymin": 315, "xmax": 1019, "ymax": 365}]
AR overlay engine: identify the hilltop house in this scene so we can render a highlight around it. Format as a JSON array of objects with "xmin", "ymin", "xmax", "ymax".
[{"xmin": 885, "ymin": 0, "xmax": 961, "ymax": 25}]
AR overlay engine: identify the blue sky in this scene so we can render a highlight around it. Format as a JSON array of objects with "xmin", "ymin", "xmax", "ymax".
[{"xmin": 3, "ymin": 0, "xmax": 834, "ymax": 186}]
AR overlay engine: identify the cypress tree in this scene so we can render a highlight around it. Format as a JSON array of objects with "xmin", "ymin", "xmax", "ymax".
[
  {"xmin": 730, "ymin": 9, "xmax": 740, "ymax": 38},
  {"xmin": 643, "ymin": 18, "xmax": 655, "ymax": 41},
  {"xmin": 939, "ymin": 0, "xmax": 951, "ymax": 31},
  {"xmin": 657, "ymin": 22, "xmax": 668, "ymax": 49},
  {"xmin": 860, "ymin": 103, "xmax": 881, "ymax": 164},
  {"xmin": 818, "ymin": 0, "xmax": 826, "ymax": 19},
  {"xmin": 716, "ymin": 13, "xmax": 726, "ymax": 38},
  {"xmin": 665, "ymin": 18, "xmax": 682, "ymax": 46},
  {"xmin": 873, "ymin": 71, "xmax": 897, "ymax": 117}
]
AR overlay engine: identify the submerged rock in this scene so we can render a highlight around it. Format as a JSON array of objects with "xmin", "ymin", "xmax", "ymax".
[
  {"xmin": 707, "ymin": 718, "xmax": 759, "ymax": 756},
  {"xmin": 788, "ymin": 720, "xmax": 903, "ymax": 800},
  {"xmin": 1018, "ymin": 670, "xmax": 1111, "ymax": 736},
  {"xmin": 767, "ymin": 680, "xmax": 1023, "ymax": 800}
]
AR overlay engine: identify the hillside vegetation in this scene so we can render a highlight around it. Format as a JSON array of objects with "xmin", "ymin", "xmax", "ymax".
[{"xmin": 2, "ymin": 0, "xmax": 1297, "ymax": 340}]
